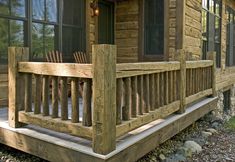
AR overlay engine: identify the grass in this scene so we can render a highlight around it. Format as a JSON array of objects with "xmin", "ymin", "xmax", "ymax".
[{"xmin": 225, "ymin": 117, "xmax": 235, "ymax": 131}]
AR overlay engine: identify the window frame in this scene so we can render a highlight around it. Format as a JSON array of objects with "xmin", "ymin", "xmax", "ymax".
[
  {"xmin": 0, "ymin": 0, "xmax": 28, "ymax": 64},
  {"xmin": 0, "ymin": 0, "xmax": 87, "ymax": 64},
  {"xmin": 139, "ymin": 0, "xmax": 169, "ymax": 61},
  {"xmin": 226, "ymin": 6, "xmax": 235, "ymax": 67},
  {"xmin": 201, "ymin": 0, "xmax": 222, "ymax": 67}
]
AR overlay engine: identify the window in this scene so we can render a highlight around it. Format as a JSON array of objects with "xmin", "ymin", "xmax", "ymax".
[
  {"xmin": 226, "ymin": 7, "xmax": 235, "ymax": 66},
  {"xmin": 62, "ymin": 0, "xmax": 86, "ymax": 61},
  {"xmin": 32, "ymin": 0, "xmax": 58, "ymax": 59},
  {"xmin": 0, "ymin": 0, "xmax": 86, "ymax": 63},
  {"xmin": 202, "ymin": 0, "xmax": 221, "ymax": 67},
  {"xmin": 0, "ymin": 0, "xmax": 27, "ymax": 64},
  {"xmin": 142, "ymin": 0, "xmax": 164, "ymax": 60}
]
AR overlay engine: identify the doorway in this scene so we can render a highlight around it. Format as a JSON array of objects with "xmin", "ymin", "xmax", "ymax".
[{"xmin": 98, "ymin": 0, "xmax": 114, "ymax": 44}]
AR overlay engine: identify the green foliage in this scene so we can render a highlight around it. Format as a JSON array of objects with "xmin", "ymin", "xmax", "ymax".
[{"xmin": 225, "ymin": 117, "xmax": 235, "ymax": 131}]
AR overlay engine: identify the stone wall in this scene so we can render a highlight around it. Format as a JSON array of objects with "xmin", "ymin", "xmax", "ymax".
[
  {"xmin": 230, "ymin": 86, "xmax": 235, "ymax": 116},
  {"xmin": 214, "ymin": 86, "xmax": 235, "ymax": 120}
]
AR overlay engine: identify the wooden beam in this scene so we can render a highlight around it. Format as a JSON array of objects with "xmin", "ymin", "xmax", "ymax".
[
  {"xmin": 207, "ymin": 52, "xmax": 217, "ymax": 97},
  {"xmin": 116, "ymin": 101, "xmax": 180, "ymax": 138},
  {"xmin": 92, "ymin": 45, "xmax": 116, "ymax": 154},
  {"xmin": 83, "ymin": 79, "xmax": 92, "ymax": 126},
  {"xmin": 8, "ymin": 47, "xmax": 29, "ymax": 128},
  {"xmin": 18, "ymin": 62, "xmax": 93, "ymax": 78},
  {"xmin": 186, "ymin": 61, "xmax": 213, "ymax": 69},
  {"xmin": 117, "ymin": 62, "xmax": 180, "ymax": 71},
  {"xmin": 176, "ymin": 0, "xmax": 186, "ymax": 49},
  {"xmin": 185, "ymin": 89, "xmax": 213, "ymax": 105},
  {"xmin": 18, "ymin": 111, "xmax": 92, "ymax": 139},
  {"xmin": 178, "ymin": 49, "xmax": 186, "ymax": 113},
  {"xmin": 0, "ymin": 125, "xmax": 101, "ymax": 162}
]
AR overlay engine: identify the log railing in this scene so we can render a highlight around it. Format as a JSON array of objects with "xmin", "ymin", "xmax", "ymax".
[
  {"xmin": 8, "ymin": 46, "xmax": 216, "ymax": 155},
  {"xmin": 115, "ymin": 62, "xmax": 181, "ymax": 137},
  {"xmin": 8, "ymin": 47, "xmax": 93, "ymax": 139}
]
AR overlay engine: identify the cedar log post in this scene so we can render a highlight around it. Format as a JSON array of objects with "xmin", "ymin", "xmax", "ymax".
[
  {"xmin": 207, "ymin": 51, "xmax": 217, "ymax": 97},
  {"xmin": 178, "ymin": 49, "xmax": 186, "ymax": 113},
  {"xmin": 8, "ymin": 47, "xmax": 29, "ymax": 128},
  {"xmin": 92, "ymin": 45, "xmax": 116, "ymax": 154}
]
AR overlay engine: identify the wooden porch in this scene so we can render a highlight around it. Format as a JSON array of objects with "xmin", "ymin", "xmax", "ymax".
[{"xmin": 0, "ymin": 45, "xmax": 225, "ymax": 161}]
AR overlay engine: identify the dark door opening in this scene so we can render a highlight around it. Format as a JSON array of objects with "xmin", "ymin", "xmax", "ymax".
[{"xmin": 98, "ymin": 0, "xmax": 114, "ymax": 44}]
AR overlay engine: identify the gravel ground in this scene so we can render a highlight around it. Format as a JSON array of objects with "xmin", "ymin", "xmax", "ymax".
[
  {"xmin": 138, "ymin": 115, "xmax": 235, "ymax": 162},
  {"xmin": 190, "ymin": 130, "xmax": 235, "ymax": 162},
  {"xmin": 0, "ymin": 144, "xmax": 47, "ymax": 162},
  {"xmin": 0, "ymin": 115, "xmax": 234, "ymax": 162}
]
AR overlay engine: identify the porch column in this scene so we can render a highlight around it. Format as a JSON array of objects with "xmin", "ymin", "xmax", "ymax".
[
  {"xmin": 8, "ymin": 47, "xmax": 29, "ymax": 128},
  {"xmin": 207, "ymin": 51, "xmax": 217, "ymax": 97},
  {"xmin": 176, "ymin": 0, "xmax": 186, "ymax": 49},
  {"xmin": 92, "ymin": 44, "xmax": 117, "ymax": 154}
]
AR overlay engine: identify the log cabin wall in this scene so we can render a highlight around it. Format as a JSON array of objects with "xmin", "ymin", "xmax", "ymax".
[
  {"xmin": 184, "ymin": 0, "xmax": 202, "ymax": 60},
  {"xmin": 115, "ymin": 0, "xmax": 176, "ymax": 62},
  {"xmin": 115, "ymin": 0, "xmax": 139, "ymax": 63}
]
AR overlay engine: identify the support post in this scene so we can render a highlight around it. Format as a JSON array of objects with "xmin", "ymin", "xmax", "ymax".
[
  {"xmin": 178, "ymin": 49, "xmax": 186, "ymax": 113},
  {"xmin": 8, "ymin": 47, "xmax": 29, "ymax": 128},
  {"xmin": 92, "ymin": 44, "xmax": 116, "ymax": 154},
  {"xmin": 207, "ymin": 51, "xmax": 217, "ymax": 97}
]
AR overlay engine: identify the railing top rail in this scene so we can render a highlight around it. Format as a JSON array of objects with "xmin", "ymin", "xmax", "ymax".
[
  {"xmin": 186, "ymin": 60, "xmax": 213, "ymax": 69},
  {"xmin": 18, "ymin": 62, "xmax": 93, "ymax": 78},
  {"xmin": 116, "ymin": 61, "xmax": 180, "ymax": 78},
  {"xmin": 117, "ymin": 61, "xmax": 180, "ymax": 71}
]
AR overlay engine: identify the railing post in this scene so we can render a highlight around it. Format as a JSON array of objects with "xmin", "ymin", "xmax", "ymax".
[
  {"xmin": 92, "ymin": 44, "xmax": 116, "ymax": 154},
  {"xmin": 207, "ymin": 51, "xmax": 217, "ymax": 97},
  {"xmin": 8, "ymin": 47, "xmax": 29, "ymax": 128},
  {"xmin": 178, "ymin": 49, "xmax": 186, "ymax": 113}
]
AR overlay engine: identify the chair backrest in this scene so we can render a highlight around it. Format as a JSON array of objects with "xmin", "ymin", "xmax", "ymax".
[
  {"xmin": 46, "ymin": 51, "xmax": 63, "ymax": 63},
  {"xmin": 73, "ymin": 51, "xmax": 90, "ymax": 64}
]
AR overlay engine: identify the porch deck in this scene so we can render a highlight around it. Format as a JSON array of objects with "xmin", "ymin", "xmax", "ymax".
[
  {"xmin": 0, "ymin": 97, "xmax": 217, "ymax": 162},
  {"xmin": 0, "ymin": 46, "xmax": 222, "ymax": 161}
]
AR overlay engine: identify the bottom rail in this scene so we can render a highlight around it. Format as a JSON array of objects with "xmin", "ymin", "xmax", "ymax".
[
  {"xmin": 18, "ymin": 111, "xmax": 92, "ymax": 139},
  {"xmin": 116, "ymin": 101, "xmax": 180, "ymax": 137},
  {"xmin": 185, "ymin": 89, "xmax": 212, "ymax": 105}
]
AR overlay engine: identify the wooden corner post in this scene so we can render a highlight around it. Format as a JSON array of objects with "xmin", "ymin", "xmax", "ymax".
[
  {"xmin": 178, "ymin": 49, "xmax": 186, "ymax": 113},
  {"xmin": 92, "ymin": 45, "xmax": 116, "ymax": 154},
  {"xmin": 207, "ymin": 51, "xmax": 217, "ymax": 97},
  {"xmin": 8, "ymin": 47, "xmax": 29, "ymax": 128}
]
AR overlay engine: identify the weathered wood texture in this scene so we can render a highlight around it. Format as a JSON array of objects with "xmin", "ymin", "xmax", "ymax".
[
  {"xmin": 184, "ymin": 0, "xmax": 202, "ymax": 60},
  {"xmin": 8, "ymin": 47, "xmax": 94, "ymax": 140},
  {"xmin": 92, "ymin": 45, "xmax": 117, "ymax": 154},
  {"xmin": 18, "ymin": 62, "xmax": 92, "ymax": 78},
  {"xmin": 8, "ymin": 46, "xmax": 216, "ymax": 155},
  {"xmin": 207, "ymin": 52, "xmax": 217, "ymax": 97},
  {"xmin": 18, "ymin": 111, "xmax": 92, "ymax": 139},
  {"xmin": 8, "ymin": 47, "xmax": 29, "ymax": 128},
  {"xmin": 116, "ymin": 0, "xmax": 139, "ymax": 63},
  {"xmin": 179, "ymin": 49, "xmax": 186, "ymax": 113},
  {"xmin": 108, "ymin": 98, "xmax": 218, "ymax": 162},
  {"xmin": 0, "ymin": 73, "xmax": 8, "ymax": 107}
]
